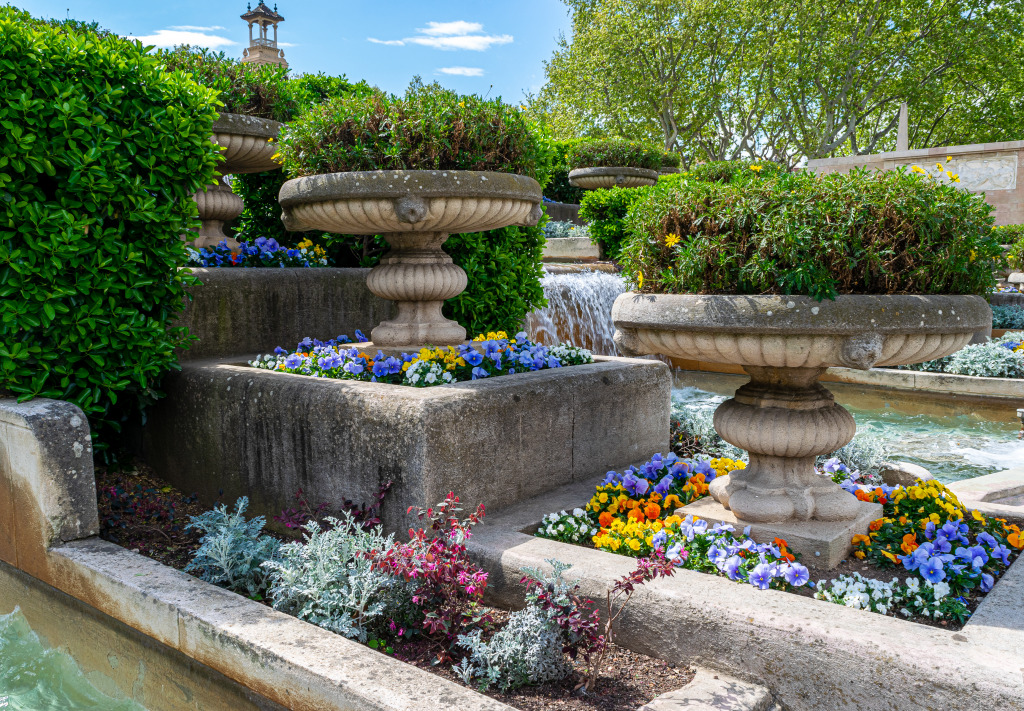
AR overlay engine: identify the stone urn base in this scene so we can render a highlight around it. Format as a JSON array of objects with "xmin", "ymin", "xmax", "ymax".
[{"xmin": 568, "ymin": 166, "xmax": 659, "ymax": 190}]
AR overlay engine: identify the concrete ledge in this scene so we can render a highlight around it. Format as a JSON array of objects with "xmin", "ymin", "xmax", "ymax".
[
  {"xmin": 176, "ymin": 268, "xmax": 395, "ymax": 361},
  {"xmin": 466, "ymin": 475, "xmax": 1024, "ymax": 711},
  {"xmin": 142, "ymin": 356, "xmax": 671, "ymax": 532},
  {"xmin": 948, "ymin": 468, "xmax": 1024, "ymax": 520},
  {"xmin": 641, "ymin": 668, "xmax": 775, "ymax": 711},
  {"xmin": 992, "ymin": 292, "xmax": 1024, "ymax": 308},
  {"xmin": 543, "ymin": 236, "xmax": 601, "ymax": 261}
]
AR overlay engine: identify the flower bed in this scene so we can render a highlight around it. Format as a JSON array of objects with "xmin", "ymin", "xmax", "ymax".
[
  {"xmin": 536, "ymin": 453, "xmax": 1023, "ymax": 626},
  {"xmin": 187, "ymin": 237, "xmax": 330, "ymax": 268},
  {"xmin": 250, "ymin": 331, "xmax": 594, "ymax": 387}
]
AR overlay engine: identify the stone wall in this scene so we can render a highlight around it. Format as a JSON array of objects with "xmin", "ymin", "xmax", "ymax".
[
  {"xmin": 544, "ymin": 200, "xmax": 585, "ymax": 225},
  {"xmin": 176, "ymin": 268, "xmax": 394, "ymax": 360},
  {"xmin": 806, "ymin": 140, "xmax": 1024, "ymax": 225}
]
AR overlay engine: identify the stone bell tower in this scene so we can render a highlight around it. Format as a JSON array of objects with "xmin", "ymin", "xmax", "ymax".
[{"xmin": 241, "ymin": 2, "xmax": 288, "ymax": 69}]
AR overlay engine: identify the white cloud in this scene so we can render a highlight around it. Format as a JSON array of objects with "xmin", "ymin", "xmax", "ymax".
[
  {"xmin": 408, "ymin": 34, "xmax": 512, "ymax": 51},
  {"xmin": 368, "ymin": 21, "xmax": 512, "ymax": 52},
  {"xmin": 277, "ymin": 42, "xmax": 298, "ymax": 48},
  {"xmin": 128, "ymin": 29, "xmax": 237, "ymax": 48},
  {"xmin": 169, "ymin": 25, "xmax": 225, "ymax": 31},
  {"xmin": 418, "ymin": 21, "xmax": 483, "ymax": 36},
  {"xmin": 438, "ymin": 66, "xmax": 485, "ymax": 77}
]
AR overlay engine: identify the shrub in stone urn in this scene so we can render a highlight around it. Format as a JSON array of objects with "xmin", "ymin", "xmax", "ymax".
[
  {"xmin": 567, "ymin": 139, "xmax": 661, "ymax": 190},
  {"xmin": 659, "ymin": 151, "xmax": 681, "ymax": 175},
  {"xmin": 612, "ymin": 167, "xmax": 1001, "ymax": 544},
  {"xmin": 275, "ymin": 84, "xmax": 545, "ymax": 348},
  {"xmin": 161, "ymin": 48, "xmax": 291, "ymax": 247}
]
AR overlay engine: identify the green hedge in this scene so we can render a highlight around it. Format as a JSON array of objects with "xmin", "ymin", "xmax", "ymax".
[
  {"xmin": 567, "ymin": 139, "xmax": 662, "ymax": 171},
  {"xmin": 996, "ymin": 225, "xmax": 1024, "ymax": 271},
  {"xmin": 544, "ymin": 139, "xmax": 585, "ymax": 204},
  {"xmin": 0, "ymin": 9, "xmax": 221, "ymax": 444},
  {"xmin": 622, "ymin": 168, "xmax": 1004, "ymax": 299},
  {"xmin": 578, "ymin": 186, "xmax": 646, "ymax": 260}
]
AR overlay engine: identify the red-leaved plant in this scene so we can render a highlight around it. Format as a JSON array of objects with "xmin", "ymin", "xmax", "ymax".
[
  {"xmin": 372, "ymin": 493, "xmax": 490, "ymax": 658},
  {"xmin": 275, "ymin": 481, "xmax": 392, "ymax": 531}
]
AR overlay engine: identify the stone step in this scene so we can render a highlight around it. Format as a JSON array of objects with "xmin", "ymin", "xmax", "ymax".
[{"xmin": 641, "ymin": 667, "xmax": 777, "ymax": 710}]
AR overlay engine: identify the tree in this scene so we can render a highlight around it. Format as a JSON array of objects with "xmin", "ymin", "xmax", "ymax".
[{"xmin": 538, "ymin": 0, "xmax": 1024, "ymax": 164}]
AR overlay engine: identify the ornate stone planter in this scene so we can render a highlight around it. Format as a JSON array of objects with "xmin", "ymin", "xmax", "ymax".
[
  {"xmin": 659, "ymin": 166, "xmax": 680, "ymax": 175},
  {"xmin": 279, "ymin": 170, "xmax": 542, "ymax": 348},
  {"xmin": 568, "ymin": 166, "xmax": 659, "ymax": 190},
  {"xmin": 613, "ymin": 293, "xmax": 991, "ymax": 564},
  {"xmin": 192, "ymin": 113, "xmax": 282, "ymax": 248}
]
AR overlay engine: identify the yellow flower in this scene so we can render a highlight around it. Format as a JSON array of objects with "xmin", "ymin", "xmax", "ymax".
[
  {"xmin": 637, "ymin": 272, "xmax": 644, "ymax": 289},
  {"xmin": 946, "ymin": 156, "xmax": 952, "ymax": 162},
  {"xmin": 664, "ymin": 233, "xmax": 681, "ymax": 248},
  {"xmin": 911, "ymin": 165, "xmax": 925, "ymax": 175},
  {"xmin": 749, "ymin": 165, "xmax": 762, "ymax": 172}
]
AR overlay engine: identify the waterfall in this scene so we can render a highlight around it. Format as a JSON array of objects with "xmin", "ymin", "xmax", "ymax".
[{"xmin": 526, "ymin": 267, "xmax": 626, "ymax": 356}]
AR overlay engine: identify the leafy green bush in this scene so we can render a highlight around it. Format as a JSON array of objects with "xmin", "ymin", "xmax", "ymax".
[
  {"xmin": 544, "ymin": 139, "xmax": 585, "ymax": 204},
  {"xmin": 900, "ymin": 336, "xmax": 1024, "ymax": 378},
  {"xmin": 0, "ymin": 9, "xmax": 220, "ymax": 440},
  {"xmin": 578, "ymin": 186, "xmax": 647, "ymax": 260},
  {"xmin": 278, "ymin": 81, "xmax": 548, "ymax": 178},
  {"xmin": 622, "ymin": 168, "xmax": 1004, "ymax": 299},
  {"xmin": 567, "ymin": 139, "xmax": 662, "ymax": 171},
  {"xmin": 999, "ymin": 225, "xmax": 1024, "ymax": 270},
  {"xmin": 661, "ymin": 152, "xmax": 682, "ymax": 169},
  {"xmin": 684, "ymin": 159, "xmax": 784, "ymax": 184},
  {"xmin": 159, "ymin": 46, "xmax": 292, "ymax": 121}
]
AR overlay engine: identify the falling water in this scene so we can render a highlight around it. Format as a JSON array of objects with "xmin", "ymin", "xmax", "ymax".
[{"xmin": 526, "ymin": 267, "xmax": 626, "ymax": 355}]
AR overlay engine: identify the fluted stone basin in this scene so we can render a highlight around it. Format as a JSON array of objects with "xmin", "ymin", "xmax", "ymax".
[
  {"xmin": 568, "ymin": 166, "xmax": 659, "ymax": 190},
  {"xmin": 613, "ymin": 293, "xmax": 992, "ymax": 527},
  {"xmin": 279, "ymin": 170, "xmax": 542, "ymax": 348},
  {"xmin": 192, "ymin": 113, "xmax": 282, "ymax": 248}
]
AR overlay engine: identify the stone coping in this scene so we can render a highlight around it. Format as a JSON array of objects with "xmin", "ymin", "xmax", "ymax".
[
  {"xmin": 278, "ymin": 170, "xmax": 542, "ymax": 205},
  {"xmin": 806, "ymin": 139, "xmax": 1024, "ymax": 168},
  {"xmin": 948, "ymin": 468, "xmax": 1024, "ymax": 521},
  {"xmin": 612, "ymin": 293, "xmax": 991, "ymax": 335},
  {"xmin": 466, "ymin": 474, "xmax": 1024, "ymax": 711},
  {"xmin": 213, "ymin": 112, "xmax": 282, "ymax": 138}
]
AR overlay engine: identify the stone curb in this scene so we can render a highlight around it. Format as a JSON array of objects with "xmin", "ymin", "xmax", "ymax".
[
  {"xmin": 641, "ymin": 668, "xmax": 775, "ymax": 711},
  {"xmin": 466, "ymin": 475, "xmax": 1024, "ymax": 711}
]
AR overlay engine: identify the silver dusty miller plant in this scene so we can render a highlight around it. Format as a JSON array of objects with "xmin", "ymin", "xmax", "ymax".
[
  {"xmin": 185, "ymin": 497, "xmax": 280, "ymax": 598},
  {"xmin": 262, "ymin": 512, "xmax": 415, "ymax": 643},
  {"xmin": 454, "ymin": 605, "xmax": 571, "ymax": 692}
]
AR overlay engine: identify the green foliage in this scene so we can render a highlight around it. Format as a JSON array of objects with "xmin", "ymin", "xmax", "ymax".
[
  {"xmin": 159, "ymin": 46, "xmax": 292, "ymax": 121},
  {"xmin": 578, "ymin": 186, "xmax": 647, "ymax": 260},
  {"xmin": 0, "ymin": 9, "xmax": 220, "ymax": 439},
  {"xmin": 567, "ymin": 138, "xmax": 662, "ymax": 170},
  {"xmin": 185, "ymin": 497, "xmax": 280, "ymax": 599},
  {"xmin": 278, "ymin": 80, "xmax": 548, "ymax": 178},
  {"xmin": 992, "ymin": 305, "xmax": 1024, "ymax": 330},
  {"xmin": 443, "ymin": 225, "xmax": 547, "ymax": 334},
  {"xmin": 661, "ymin": 152, "xmax": 682, "ymax": 168},
  {"xmin": 901, "ymin": 336, "xmax": 1024, "ymax": 378},
  {"xmin": 622, "ymin": 168, "xmax": 1004, "ymax": 299},
  {"xmin": 998, "ymin": 225, "xmax": 1024, "ymax": 270},
  {"xmin": 683, "ymin": 159, "xmax": 784, "ymax": 184},
  {"xmin": 544, "ymin": 139, "xmax": 585, "ymax": 204}
]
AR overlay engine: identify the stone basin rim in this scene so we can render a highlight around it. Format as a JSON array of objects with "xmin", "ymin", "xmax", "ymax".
[
  {"xmin": 611, "ymin": 292, "xmax": 992, "ymax": 335},
  {"xmin": 212, "ymin": 111, "xmax": 282, "ymax": 138},
  {"xmin": 279, "ymin": 169, "xmax": 543, "ymax": 207},
  {"xmin": 568, "ymin": 166, "xmax": 661, "ymax": 179}
]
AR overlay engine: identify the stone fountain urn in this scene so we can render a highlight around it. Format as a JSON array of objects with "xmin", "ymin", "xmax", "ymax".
[
  {"xmin": 612, "ymin": 292, "xmax": 991, "ymax": 565},
  {"xmin": 568, "ymin": 166, "xmax": 659, "ymax": 190},
  {"xmin": 279, "ymin": 170, "xmax": 542, "ymax": 348},
  {"xmin": 192, "ymin": 113, "xmax": 283, "ymax": 248}
]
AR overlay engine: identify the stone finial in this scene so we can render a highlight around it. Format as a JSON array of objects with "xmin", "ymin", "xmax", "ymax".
[{"xmin": 896, "ymin": 102, "xmax": 909, "ymax": 151}]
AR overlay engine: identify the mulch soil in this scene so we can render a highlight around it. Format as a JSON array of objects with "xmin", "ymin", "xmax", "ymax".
[{"xmin": 94, "ymin": 463, "xmax": 695, "ymax": 711}]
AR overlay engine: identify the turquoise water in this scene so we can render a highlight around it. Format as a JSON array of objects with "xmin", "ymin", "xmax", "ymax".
[
  {"xmin": 672, "ymin": 371, "xmax": 1023, "ymax": 483},
  {"xmin": 0, "ymin": 609, "xmax": 145, "ymax": 711}
]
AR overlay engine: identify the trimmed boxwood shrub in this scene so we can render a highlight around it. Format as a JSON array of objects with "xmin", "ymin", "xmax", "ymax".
[
  {"xmin": 277, "ymin": 81, "xmax": 548, "ymax": 178},
  {"xmin": 661, "ymin": 152, "xmax": 682, "ymax": 169},
  {"xmin": 578, "ymin": 186, "xmax": 646, "ymax": 261},
  {"xmin": 0, "ymin": 9, "xmax": 221, "ymax": 443},
  {"xmin": 566, "ymin": 139, "xmax": 662, "ymax": 171},
  {"xmin": 622, "ymin": 168, "xmax": 1004, "ymax": 300},
  {"xmin": 684, "ymin": 159, "xmax": 784, "ymax": 184},
  {"xmin": 159, "ymin": 46, "xmax": 293, "ymax": 122}
]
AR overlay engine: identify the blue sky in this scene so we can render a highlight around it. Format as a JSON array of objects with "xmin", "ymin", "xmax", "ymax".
[{"xmin": 14, "ymin": 1, "xmax": 573, "ymax": 101}]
